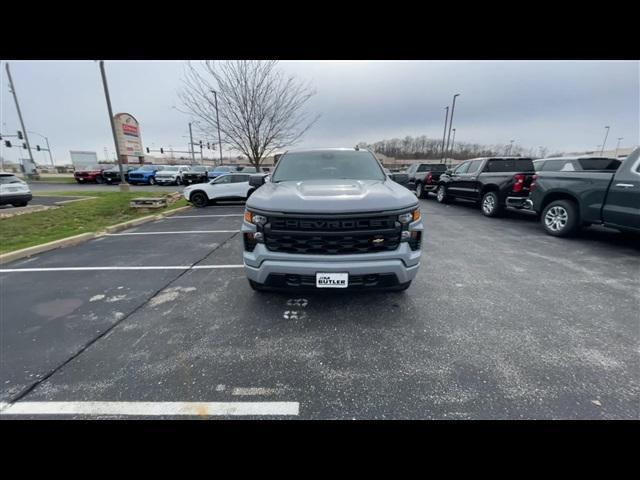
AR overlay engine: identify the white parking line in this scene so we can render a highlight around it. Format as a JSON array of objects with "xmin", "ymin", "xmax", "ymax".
[
  {"xmin": 0, "ymin": 401, "xmax": 299, "ymax": 416},
  {"xmin": 0, "ymin": 265, "xmax": 244, "ymax": 273},
  {"xmin": 166, "ymin": 215, "xmax": 244, "ymax": 218},
  {"xmin": 106, "ymin": 230, "xmax": 240, "ymax": 235}
]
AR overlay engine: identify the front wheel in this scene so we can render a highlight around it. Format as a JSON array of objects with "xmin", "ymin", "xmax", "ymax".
[
  {"xmin": 149, "ymin": 177, "xmax": 156, "ymax": 185},
  {"xmin": 12, "ymin": 201, "xmax": 28, "ymax": 207},
  {"xmin": 480, "ymin": 191, "xmax": 502, "ymax": 217},
  {"xmin": 248, "ymin": 279, "xmax": 267, "ymax": 292},
  {"xmin": 436, "ymin": 185, "xmax": 450, "ymax": 204},
  {"xmin": 95, "ymin": 175, "xmax": 104, "ymax": 184},
  {"xmin": 190, "ymin": 191, "xmax": 209, "ymax": 208},
  {"xmin": 541, "ymin": 199, "xmax": 579, "ymax": 237},
  {"xmin": 175, "ymin": 177, "xmax": 182, "ymax": 185},
  {"xmin": 416, "ymin": 182, "xmax": 427, "ymax": 199}
]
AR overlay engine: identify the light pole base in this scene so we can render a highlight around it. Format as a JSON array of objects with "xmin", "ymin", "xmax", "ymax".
[{"xmin": 119, "ymin": 183, "xmax": 130, "ymax": 192}]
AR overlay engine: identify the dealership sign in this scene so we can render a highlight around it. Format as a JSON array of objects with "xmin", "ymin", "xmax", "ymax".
[{"xmin": 114, "ymin": 113, "xmax": 144, "ymax": 160}]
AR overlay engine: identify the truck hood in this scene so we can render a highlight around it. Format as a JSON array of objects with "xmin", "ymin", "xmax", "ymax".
[{"xmin": 246, "ymin": 179, "xmax": 418, "ymax": 214}]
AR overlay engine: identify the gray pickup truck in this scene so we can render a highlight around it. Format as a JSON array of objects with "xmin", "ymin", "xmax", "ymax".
[
  {"xmin": 242, "ymin": 148, "xmax": 423, "ymax": 292},
  {"xmin": 530, "ymin": 147, "xmax": 640, "ymax": 237}
]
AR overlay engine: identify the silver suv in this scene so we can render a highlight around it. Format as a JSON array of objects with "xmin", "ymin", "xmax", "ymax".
[{"xmin": 242, "ymin": 148, "xmax": 423, "ymax": 292}]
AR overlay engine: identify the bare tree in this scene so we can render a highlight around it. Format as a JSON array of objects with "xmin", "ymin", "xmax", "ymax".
[{"xmin": 179, "ymin": 61, "xmax": 319, "ymax": 168}]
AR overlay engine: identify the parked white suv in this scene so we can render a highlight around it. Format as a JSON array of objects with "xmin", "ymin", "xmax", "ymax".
[
  {"xmin": 154, "ymin": 165, "xmax": 191, "ymax": 185},
  {"xmin": 183, "ymin": 172, "xmax": 258, "ymax": 207},
  {"xmin": 0, "ymin": 172, "xmax": 32, "ymax": 207}
]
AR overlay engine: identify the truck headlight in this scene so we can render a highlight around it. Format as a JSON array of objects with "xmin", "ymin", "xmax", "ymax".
[
  {"xmin": 244, "ymin": 210, "xmax": 267, "ymax": 225},
  {"xmin": 398, "ymin": 208, "xmax": 420, "ymax": 224}
]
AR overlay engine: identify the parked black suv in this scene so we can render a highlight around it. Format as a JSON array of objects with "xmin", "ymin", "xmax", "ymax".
[{"xmin": 436, "ymin": 157, "xmax": 536, "ymax": 217}]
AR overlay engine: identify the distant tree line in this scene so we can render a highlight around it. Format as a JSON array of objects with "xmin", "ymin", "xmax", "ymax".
[{"xmin": 357, "ymin": 136, "xmax": 550, "ymax": 160}]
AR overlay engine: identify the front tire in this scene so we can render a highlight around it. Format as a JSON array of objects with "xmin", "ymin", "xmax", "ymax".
[
  {"xmin": 248, "ymin": 279, "xmax": 267, "ymax": 292},
  {"xmin": 416, "ymin": 182, "xmax": 427, "ymax": 199},
  {"xmin": 12, "ymin": 201, "xmax": 28, "ymax": 207},
  {"xmin": 389, "ymin": 281, "xmax": 412, "ymax": 292},
  {"xmin": 149, "ymin": 177, "xmax": 156, "ymax": 185},
  {"xmin": 176, "ymin": 177, "xmax": 182, "ymax": 186},
  {"xmin": 436, "ymin": 185, "xmax": 450, "ymax": 204},
  {"xmin": 95, "ymin": 175, "xmax": 104, "ymax": 184},
  {"xmin": 190, "ymin": 191, "xmax": 209, "ymax": 208},
  {"xmin": 541, "ymin": 199, "xmax": 579, "ymax": 237},
  {"xmin": 481, "ymin": 191, "xmax": 502, "ymax": 217}
]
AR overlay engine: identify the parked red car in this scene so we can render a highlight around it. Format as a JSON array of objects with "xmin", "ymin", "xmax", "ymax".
[{"xmin": 74, "ymin": 169, "xmax": 104, "ymax": 184}]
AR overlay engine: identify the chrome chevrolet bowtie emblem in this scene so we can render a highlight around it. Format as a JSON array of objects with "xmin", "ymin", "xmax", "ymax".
[{"xmin": 372, "ymin": 238, "xmax": 385, "ymax": 244}]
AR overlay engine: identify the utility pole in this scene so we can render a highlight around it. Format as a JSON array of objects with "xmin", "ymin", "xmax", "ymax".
[
  {"xmin": 188, "ymin": 122, "xmax": 196, "ymax": 164},
  {"xmin": 99, "ymin": 61, "xmax": 128, "ymax": 191},
  {"xmin": 440, "ymin": 106, "xmax": 449, "ymax": 162},
  {"xmin": 5, "ymin": 63, "xmax": 36, "ymax": 177},
  {"xmin": 444, "ymin": 93, "xmax": 460, "ymax": 166},
  {"xmin": 212, "ymin": 90, "xmax": 223, "ymax": 166},
  {"xmin": 615, "ymin": 137, "xmax": 623, "ymax": 158},
  {"xmin": 600, "ymin": 126, "xmax": 610, "ymax": 156}
]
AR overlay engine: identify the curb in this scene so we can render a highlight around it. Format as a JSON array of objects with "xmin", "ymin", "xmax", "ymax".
[
  {"xmin": 0, "ymin": 205, "xmax": 193, "ymax": 265},
  {"xmin": 0, "ymin": 233, "xmax": 97, "ymax": 264}
]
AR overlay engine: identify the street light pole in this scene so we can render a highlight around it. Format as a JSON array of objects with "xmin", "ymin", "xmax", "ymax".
[
  {"xmin": 440, "ymin": 106, "xmax": 449, "ymax": 162},
  {"xmin": 188, "ymin": 122, "xmax": 196, "ymax": 164},
  {"xmin": 600, "ymin": 126, "xmax": 610, "ymax": 156},
  {"xmin": 28, "ymin": 131, "xmax": 55, "ymax": 167},
  {"xmin": 212, "ymin": 90, "xmax": 223, "ymax": 167},
  {"xmin": 449, "ymin": 128, "xmax": 457, "ymax": 160},
  {"xmin": 444, "ymin": 93, "xmax": 460, "ymax": 166},
  {"xmin": 615, "ymin": 137, "xmax": 623, "ymax": 158},
  {"xmin": 5, "ymin": 63, "xmax": 36, "ymax": 176},
  {"xmin": 99, "ymin": 61, "xmax": 128, "ymax": 191}
]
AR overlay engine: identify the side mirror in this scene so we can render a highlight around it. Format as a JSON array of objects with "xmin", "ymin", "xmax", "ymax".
[
  {"xmin": 249, "ymin": 174, "xmax": 266, "ymax": 188},
  {"xmin": 389, "ymin": 173, "xmax": 409, "ymax": 186}
]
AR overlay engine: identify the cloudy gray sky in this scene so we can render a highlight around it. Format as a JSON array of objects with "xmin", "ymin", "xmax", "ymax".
[{"xmin": 0, "ymin": 60, "xmax": 638, "ymax": 165}]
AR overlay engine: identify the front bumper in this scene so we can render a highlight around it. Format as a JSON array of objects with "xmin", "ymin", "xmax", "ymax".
[
  {"xmin": 155, "ymin": 177, "xmax": 177, "ymax": 184},
  {"xmin": 0, "ymin": 192, "xmax": 33, "ymax": 205},
  {"xmin": 242, "ymin": 219, "xmax": 423, "ymax": 286}
]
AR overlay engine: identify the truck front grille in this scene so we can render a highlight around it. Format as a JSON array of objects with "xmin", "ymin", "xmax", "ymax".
[{"xmin": 263, "ymin": 215, "xmax": 401, "ymax": 255}]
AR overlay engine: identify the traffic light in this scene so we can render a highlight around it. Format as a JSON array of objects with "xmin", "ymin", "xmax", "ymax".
[
  {"xmin": 17, "ymin": 130, "xmax": 23, "ymax": 140},
  {"xmin": 207, "ymin": 142, "xmax": 211, "ymax": 149},
  {"xmin": 4, "ymin": 140, "xmax": 11, "ymax": 148},
  {"xmin": 146, "ymin": 147, "xmax": 150, "ymax": 154},
  {"xmin": 22, "ymin": 143, "xmax": 27, "ymax": 149},
  {"xmin": 199, "ymin": 140, "xmax": 203, "ymax": 148},
  {"xmin": 160, "ymin": 148, "xmax": 164, "ymax": 154},
  {"xmin": 37, "ymin": 145, "xmax": 41, "ymax": 151}
]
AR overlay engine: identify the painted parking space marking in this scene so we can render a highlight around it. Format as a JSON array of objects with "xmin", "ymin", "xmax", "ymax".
[
  {"xmin": 0, "ymin": 401, "xmax": 299, "ymax": 416},
  {"xmin": 0, "ymin": 265, "xmax": 244, "ymax": 273},
  {"xmin": 106, "ymin": 230, "xmax": 240, "ymax": 236}
]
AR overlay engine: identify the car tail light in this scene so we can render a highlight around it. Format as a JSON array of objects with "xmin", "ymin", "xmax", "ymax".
[
  {"xmin": 512, "ymin": 174, "xmax": 525, "ymax": 193},
  {"xmin": 425, "ymin": 172, "xmax": 433, "ymax": 184},
  {"xmin": 529, "ymin": 175, "xmax": 537, "ymax": 193}
]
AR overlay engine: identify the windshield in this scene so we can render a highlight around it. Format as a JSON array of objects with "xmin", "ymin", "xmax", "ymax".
[
  {"xmin": 213, "ymin": 167, "xmax": 232, "ymax": 172},
  {"xmin": 0, "ymin": 175, "xmax": 23, "ymax": 184},
  {"xmin": 241, "ymin": 167, "xmax": 257, "ymax": 173},
  {"xmin": 191, "ymin": 166, "xmax": 206, "ymax": 172},
  {"xmin": 271, "ymin": 150, "xmax": 386, "ymax": 182},
  {"xmin": 162, "ymin": 166, "xmax": 180, "ymax": 172}
]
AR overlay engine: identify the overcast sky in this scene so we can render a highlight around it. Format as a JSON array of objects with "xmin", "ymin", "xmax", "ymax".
[{"xmin": 0, "ymin": 60, "xmax": 637, "ymax": 165}]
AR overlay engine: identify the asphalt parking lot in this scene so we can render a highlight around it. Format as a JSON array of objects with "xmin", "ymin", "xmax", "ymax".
[{"xmin": 1, "ymin": 196, "xmax": 638, "ymax": 419}]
